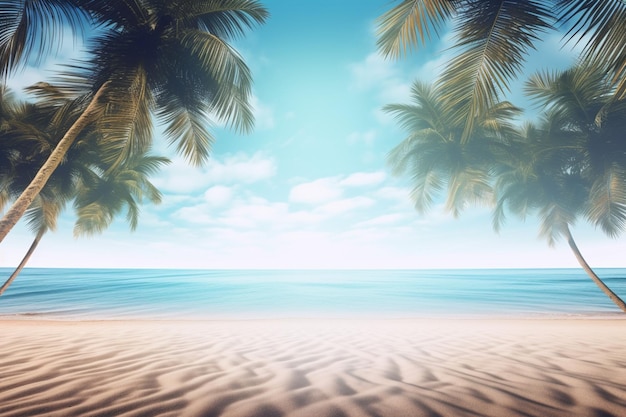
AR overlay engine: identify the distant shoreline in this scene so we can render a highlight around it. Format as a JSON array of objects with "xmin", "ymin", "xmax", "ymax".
[{"xmin": 2, "ymin": 313, "xmax": 626, "ymax": 322}]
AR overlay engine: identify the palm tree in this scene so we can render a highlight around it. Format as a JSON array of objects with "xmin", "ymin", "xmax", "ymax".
[
  {"xmin": 0, "ymin": 195, "xmax": 65, "ymax": 298},
  {"xmin": 0, "ymin": 87, "xmax": 91, "ymax": 297},
  {"xmin": 376, "ymin": 0, "xmax": 626, "ymax": 138},
  {"xmin": 524, "ymin": 63, "xmax": 626, "ymax": 236},
  {"xmin": 386, "ymin": 79, "xmax": 521, "ymax": 217},
  {"xmin": 0, "ymin": 0, "xmax": 268, "ymax": 243},
  {"xmin": 0, "ymin": 82, "xmax": 168, "ymax": 297},
  {"xmin": 0, "ymin": 151, "xmax": 168, "ymax": 297},
  {"xmin": 493, "ymin": 63, "xmax": 626, "ymax": 312}
]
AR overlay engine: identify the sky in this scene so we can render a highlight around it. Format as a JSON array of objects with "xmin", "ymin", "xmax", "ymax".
[{"xmin": 1, "ymin": 0, "xmax": 624, "ymax": 269}]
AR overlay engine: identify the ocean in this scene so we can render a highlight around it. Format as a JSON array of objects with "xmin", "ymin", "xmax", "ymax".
[{"xmin": 0, "ymin": 268, "xmax": 625, "ymax": 320}]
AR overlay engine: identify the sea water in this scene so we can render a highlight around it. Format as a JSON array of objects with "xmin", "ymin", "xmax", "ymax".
[{"xmin": 0, "ymin": 268, "xmax": 625, "ymax": 319}]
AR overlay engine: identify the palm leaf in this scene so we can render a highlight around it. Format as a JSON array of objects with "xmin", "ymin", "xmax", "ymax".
[
  {"xmin": 73, "ymin": 202, "xmax": 114, "ymax": 236},
  {"xmin": 439, "ymin": 0, "xmax": 553, "ymax": 141},
  {"xmin": 0, "ymin": 0, "xmax": 87, "ymax": 77},
  {"xmin": 376, "ymin": 0, "xmax": 455, "ymax": 58},
  {"xmin": 180, "ymin": 29, "xmax": 254, "ymax": 132},
  {"xmin": 78, "ymin": 0, "xmax": 145, "ymax": 29},
  {"xmin": 98, "ymin": 68, "xmax": 154, "ymax": 171},
  {"xmin": 525, "ymin": 64, "xmax": 611, "ymax": 125},
  {"xmin": 73, "ymin": 151, "xmax": 167, "ymax": 236},
  {"xmin": 557, "ymin": 0, "xmax": 626, "ymax": 99},
  {"xmin": 586, "ymin": 165, "xmax": 626, "ymax": 237},
  {"xmin": 537, "ymin": 203, "xmax": 573, "ymax": 246},
  {"xmin": 156, "ymin": 92, "xmax": 214, "ymax": 166},
  {"xmin": 445, "ymin": 168, "xmax": 493, "ymax": 216},
  {"xmin": 23, "ymin": 195, "xmax": 64, "ymax": 233},
  {"xmin": 171, "ymin": 0, "xmax": 269, "ymax": 39}
]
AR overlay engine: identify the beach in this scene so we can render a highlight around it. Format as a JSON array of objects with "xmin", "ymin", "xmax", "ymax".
[{"xmin": 2, "ymin": 318, "xmax": 625, "ymax": 417}]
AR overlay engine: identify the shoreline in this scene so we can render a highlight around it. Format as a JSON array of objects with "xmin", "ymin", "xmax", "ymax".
[
  {"xmin": 2, "ymin": 310, "xmax": 625, "ymax": 322},
  {"xmin": 3, "ymin": 317, "xmax": 626, "ymax": 417}
]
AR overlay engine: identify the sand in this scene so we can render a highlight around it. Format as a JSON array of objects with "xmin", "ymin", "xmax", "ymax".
[{"xmin": 1, "ymin": 318, "xmax": 625, "ymax": 417}]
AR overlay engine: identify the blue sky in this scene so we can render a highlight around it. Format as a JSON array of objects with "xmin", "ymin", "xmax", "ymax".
[{"xmin": 2, "ymin": 0, "xmax": 624, "ymax": 269}]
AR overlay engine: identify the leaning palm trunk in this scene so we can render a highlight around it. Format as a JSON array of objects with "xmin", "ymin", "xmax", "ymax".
[
  {"xmin": 564, "ymin": 226, "xmax": 626, "ymax": 313},
  {"xmin": 0, "ymin": 229, "xmax": 44, "ymax": 297},
  {"xmin": 0, "ymin": 83, "xmax": 109, "ymax": 244}
]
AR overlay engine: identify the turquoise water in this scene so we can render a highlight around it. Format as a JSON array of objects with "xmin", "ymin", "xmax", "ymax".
[{"xmin": 0, "ymin": 268, "xmax": 625, "ymax": 319}]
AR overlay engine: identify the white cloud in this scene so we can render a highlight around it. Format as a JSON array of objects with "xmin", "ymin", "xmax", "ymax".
[
  {"xmin": 340, "ymin": 171, "xmax": 386, "ymax": 187},
  {"xmin": 349, "ymin": 52, "xmax": 396, "ymax": 90},
  {"xmin": 171, "ymin": 205, "xmax": 217, "ymax": 225},
  {"xmin": 289, "ymin": 178, "xmax": 344, "ymax": 204},
  {"xmin": 220, "ymin": 198, "xmax": 331, "ymax": 229},
  {"xmin": 154, "ymin": 151, "xmax": 276, "ymax": 194},
  {"xmin": 225, "ymin": 199, "xmax": 289, "ymax": 226},
  {"xmin": 412, "ymin": 53, "xmax": 448, "ymax": 84},
  {"xmin": 289, "ymin": 171, "xmax": 388, "ymax": 204},
  {"xmin": 349, "ymin": 52, "xmax": 412, "ymax": 104},
  {"xmin": 317, "ymin": 196, "xmax": 375, "ymax": 216},
  {"xmin": 285, "ymin": 210, "xmax": 325, "ymax": 225},
  {"xmin": 203, "ymin": 186, "xmax": 234, "ymax": 207},
  {"xmin": 160, "ymin": 194, "xmax": 196, "ymax": 208},
  {"xmin": 152, "ymin": 160, "xmax": 207, "ymax": 194},
  {"xmin": 355, "ymin": 213, "xmax": 408, "ymax": 228},
  {"xmin": 172, "ymin": 170, "xmax": 390, "ymax": 232},
  {"xmin": 250, "ymin": 94, "xmax": 275, "ymax": 130},
  {"xmin": 374, "ymin": 186, "xmax": 411, "ymax": 202},
  {"xmin": 206, "ymin": 152, "xmax": 277, "ymax": 184},
  {"xmin": 379, "ymin": 80, "xmax": 412, "ymax": 103}
]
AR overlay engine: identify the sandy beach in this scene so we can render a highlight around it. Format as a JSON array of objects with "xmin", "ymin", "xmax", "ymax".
[{"xmin": 1, "ymin": 318, "xmax": 625, "ymax": 417}]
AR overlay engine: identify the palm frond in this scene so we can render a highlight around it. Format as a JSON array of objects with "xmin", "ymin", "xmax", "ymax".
[
  {"xmin": 73, "ymin": 150, "xmax": 167, "ymax": 236},
  {"xmin": 171, "ymin": 0, "xmax": 269, "ymax": 39},
  {"xmin": 98, "ymin": 68, "xmax": 154, "ymax": 171},
  {"xmin": 557, "ymin": 0, "xmax": 626, "ymax": 99},
  {"xmin": 0, "ymin": 188, "xmax": 9, "ymax": 212},
  {"xmin": 491, "ymin": 175, "xmax": 533, "ymax": 233},
  {"xmin": 525, "ymin": 64, "xmax": 611, "ymax": 124},
  {"xmin": 445, "ymin": 168, "xmax": 492, "ymax": 217},
  {"xmin": 376, "ymin": 0, "xmax": 455, "ymax": 58},
  {"xmin": 537, "ymin": 203, "xmax": 577, "ymax": 246},
  {"xmin": 0, "ymin": 0, "xmax": 87, "ymax": 77},
  {"xmin": 383, "ymin": 81, "xmax": 451, "ymax": 134},
  {"xmin": 73, "ymin": 202, "xmax": 114, "ymax": 236},
  {"xmin": 180, "ymin": 29, "xmax": 254, "ymax": 132},
  {"xmin": 157, "ymin": 102, "xmax": 214, "ymax": 167},
  {"xmin": 128, "ymin": 154, "xmax": 170, "ymax": 177},
  {"xmin": 23, "ymin": 195, "xmax": 64, "ymax": 233},
  {"xmin": 0, "ymin": 84, "xmax": 22, "ymax": 116},
  {"xmin": 478, "ymin": 100, "xmax": 523, "ymax": 140},
  {"xmin": 78, "ymin": 0, "xmax": 146, "ymax": 29},
  {"xmin": 586, "ymin": 165, "xmax": 626, "ymax": 237},
  {"xmin": 23, "ymin": 81, "xmax": 74, "ymax": 101},
  {"xmin": 439, "ymin": 0, "xmax": 553, "ymax": 140}
]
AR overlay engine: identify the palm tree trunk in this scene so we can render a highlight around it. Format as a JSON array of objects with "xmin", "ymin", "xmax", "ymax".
[
  {"xmin": 0, "ymin": 82, "xmax": 109, "ymax": 244},
  {"xmin": 0, "ymin": 229, "xmax": 44, "ymax": 297},
  {"xmin": 564, "ymin": 225, "xmax": 626, "ymax": 313}
]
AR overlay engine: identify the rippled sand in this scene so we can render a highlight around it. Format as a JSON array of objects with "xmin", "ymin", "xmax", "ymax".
[{"xmin": 1, "ymin": 319, "xmax": 625, "ymax": 417}]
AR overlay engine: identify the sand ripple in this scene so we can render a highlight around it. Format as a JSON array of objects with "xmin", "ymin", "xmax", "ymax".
[{"xmin": 1, "ymin": 319, "xmax": 625, "ymax": 417}]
